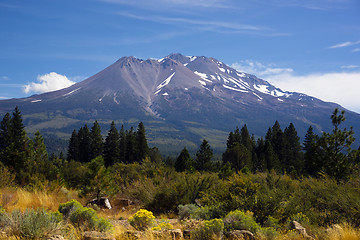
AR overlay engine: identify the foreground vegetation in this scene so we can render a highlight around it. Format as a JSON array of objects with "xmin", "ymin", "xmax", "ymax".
[{"xmin": 0, "ymin": 107, "xmax": 360, "ymax": 239}]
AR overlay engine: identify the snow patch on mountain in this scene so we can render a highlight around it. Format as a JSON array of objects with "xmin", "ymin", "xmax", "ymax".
[
  {"xmin": 223, "ymin": 84, "xmax": 248, "ymax": 93},
  {"xmin": 157, "ymin": 72, "xmax": 175, "ymax": 90},
  {"xmin": 63, "ymin": 87, "xmax": 81, "ymax": 97}
]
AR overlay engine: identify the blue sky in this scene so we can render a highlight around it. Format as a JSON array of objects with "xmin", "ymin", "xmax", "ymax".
[{"xmin": 1, "ymin": 0, "xmax": 360, "ymax": 112}]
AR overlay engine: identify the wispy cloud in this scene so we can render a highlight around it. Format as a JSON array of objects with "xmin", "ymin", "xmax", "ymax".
[
  {"xmin": 232, "ymin": 60, "xmax": 360, "ymax": 113},
  {"xmin": 99, "ymin": 0, "xmax": 231, "ymax": 8},
  {"xmin": 341, "ymin": 65, "xmax": 359, "ymax": 69},
  {"xmin": 353, "ymin": 48, "xmax": 360, "ymax": 52},
  {"xmin": 231, "ymin": 60, "xmax": 294, "ymax": 78},
  {"xmin": 0, "ymin": 76, "xmax": 10, "ymax": 81},
  {"xmin": 23, "ymin": 72, "xmax": 76, "ymax": 94},
  {"xmin": 116, "ymin": 12, "xmax": 284, "ymax": 36},
  {"xmin": 329, "ymin": 40, "xmax": 360, "ymax": 49}
]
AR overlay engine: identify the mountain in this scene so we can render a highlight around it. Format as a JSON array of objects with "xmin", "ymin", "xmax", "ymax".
[{"xmin": 1, "ymin": 53, "xmax": 359, "ymax": 153}]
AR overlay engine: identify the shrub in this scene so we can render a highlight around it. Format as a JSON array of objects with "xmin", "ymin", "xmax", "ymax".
[
  {"xmin": 7, "ymin": 208, "xmax": 62, "ymax": 239},
  {"xmin": 223, "ymin": 210, "xmax": 260, "ymax": 233},
  {"xmin": 178, "ymin": 204, "xmax": 199, "ymax": 220},
  {"xmin": 255, "ymin": 227, "xmax": 278, "ymax": 240},
  {"xmin": 128, "ymin": 209, "xmax": 155, "ymax": 231},
  {"xmin": 58, "ymin": 199, "xmax": 83, "ymax": 219},
  {"xmin": 69, "ymin": 207, "xmax": 113, "ymax": 232},
  {"xmin": 58, "ymin": 199, "xmax": 113, "ymax": 232},
  {"xmin": 151, "ymin": 220, "xmax": 174, "ymax": 231},
  {"xmin": 191, "ymin": 218, "xmax": 224, "ymax": 240},
  {"xmin": 193, "ymin": 205, "xmax": 226, "ymax": 220}
]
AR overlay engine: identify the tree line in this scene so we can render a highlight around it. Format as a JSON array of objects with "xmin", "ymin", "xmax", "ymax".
[
  {"xmin": 0, "ymin": 106, "xmax": 358, "ymax": 187},
  {"xmin": 174, "ymin": 108, "xmax": 358, "ymax": 181},
  {"xmin": 67, "ymin": 121, "xmax": 149, "ymax": 167}
]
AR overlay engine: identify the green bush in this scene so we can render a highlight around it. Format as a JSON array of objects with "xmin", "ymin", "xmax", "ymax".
[
  {"xmin": 58, "ymin": 199, "xmax": 83, "ymax": 219},
  {"xmin": 58, "ymin": 199, "xmax": 113, "ymax": 232},
  {"xmin": 7, "ymin": 208, "xmax": 62, "ymax": 239},
  {"xmin": 178, "ymin": 204, "xmax": 199, "ymax": 220},
  {"xmin": 223, "ymin": 210, "xmax": 260, "ymax": 233},
  {"xmin": 69, "ymin": 207, "xmax": 113, "ymax": 232},
  {"xmin": 193, "ymin": 205, "xmax": 226, "ymax": 220},
  {"xmin": 191, "ymin": 218, "xmax": 224, "ymax": 240},
  {"xmin": 128, "ymin": 209, "xmax": 155, "ymax": 231}
]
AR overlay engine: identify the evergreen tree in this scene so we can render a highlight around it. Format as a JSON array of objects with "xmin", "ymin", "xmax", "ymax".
[
  {"xmin": 104, "ymin": 121, "xmax": 120, "ymax": 166},
  {"xmin": 264, "ymin": 139, "xmax": 281, "ymax": 172},
  {"xmin": 254, "ymin": 138, "xmax": 267, "ymax": 172},
  {"xmin": 67, "ymin": 129, "xmax": 80, "ymax": 161},
  {"xmin": 226, "ymin": 127, "xmax": 241, "ymax": 148},
  {"xmin": 283, "ymin": 123, "xmax": 303, "ymax": 174},
  {"xmin": 136, "ymin": 122, "xmax": 149, "ymax": 161},
  {"xmin": 32, "ymin": 131, "xmax": 48, "ymax": 163},
  {"xmin": 90, "ymin": 121, "xmax": 103, "ymax": 159},
  {"xmin": 303, "ymin": 126, "xmax": 317, "ymax": 175},
  {"xmin": 78, "ymin": 125, "xmax": 91, "ymax": 163},
  {"xmin": 195, "ymin": 139, "xmax": 213, "ymax": 171},
  {"xmin": 222, "ymin": 142, "xmax": 252, "ymax": 171},
  {"xmin": 8, "ymin": 106, "xmax": 28, "ymax": 181},
  {"xmin": 125, "ymin": 127, "xmax": 137, "ymax": 163},
  {"xmin": 240, "ymin": 124, "xmax": 253, "ymax": 151},
  {"xmin": 0, "ymin": 113, "xmax": 12, "ymax": 165},
  {"xmin": 119, "ymin": 125, "xmax": 126, "ymax": 163},
  {"xmin": 175, "ymin": 147, "xmax": 194, "ymax": 172},
  {"xmin": 0, "ymin": 113, "xmax": 11, "ymax": 150},
  {"xmin": 271, "ymin": 121, "xmax": 284, "ymax": 165},
  {"xmin": 313, "ymin": 109, "xmax": 356, "ymax": 180}
]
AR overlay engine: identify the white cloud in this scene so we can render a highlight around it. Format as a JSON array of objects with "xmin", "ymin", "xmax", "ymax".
[
  {"xmin": 231, "ymin": 60, "xmax": 294, "ymax": 78},
  {"xmin": 0, "ymin": 76, "xmax": 10, "ymax": 81},
  {"xmin": 329, "ymin": 40, "xmax": 360, "ymax": 49},
  {"xmin": 232, "ymin": 60, "xmax": 360, "ymax": 113},
  {"xmin": 23, "ymin": 72, "xmax": 76, "ymax": 94},
  {"xmin": 353, "ymin": 48, "xmax": 360, "ymax": 52},
  {"xmin": 341, "ymin": 65, "xmax": 359, "ymax": 69}
]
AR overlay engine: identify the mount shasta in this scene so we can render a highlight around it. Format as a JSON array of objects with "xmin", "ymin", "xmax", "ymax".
[{"xmin": 1, "ymin": 53, "xmax": 359, "ymax": 152}]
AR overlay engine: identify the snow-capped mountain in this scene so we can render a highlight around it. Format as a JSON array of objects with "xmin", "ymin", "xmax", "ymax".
[{"xmin": 0, "ymin": 53, "xmax": 358, "ymax": 152}]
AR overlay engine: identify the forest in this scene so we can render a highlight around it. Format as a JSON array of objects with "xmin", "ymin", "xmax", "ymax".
[{"xmin": 0, "ymin": 106, "xmax": 360, "ymax": 239}]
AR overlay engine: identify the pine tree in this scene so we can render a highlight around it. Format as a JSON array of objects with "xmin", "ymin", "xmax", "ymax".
[
  {"xmin": 314, "ymin": 109, "xmax": 356, "ymax": 180},
  {"xmin": 90, "ymin": 121, "xmax": 103, "ymax": 159},
  {"xmin": 136, "ymin": 122, "xmax": 149, "ymax": 162},
  {"xmin": 78, "ymin": 125, "xmax": 91, "ymax": 162},
  {"xmin": 240, "ymin": 124, "xmax": 253, "ymax": 151},
  {"xmin": 32, "ymin": 131, "xmax": 48, "ymax": 162},
  {"xmin": 226, "ymin": 127, "xmax": 241, "ymax": 148},
  {"xmin": 283, "ymin": 123, "xmax": 303, "ymax": 174},
  {"xmin": 67, "ymin": 129, "xmax": 79, "ymax": 161},
  {"xmin": 125, "ymin": 127, "xmax": 137, "ymax": 163},
  {"xmin": 195, "ymin": 139, "xmax": 213, "ymax": 171},
  {"xmin": 0, "ymin": 113, "xmax": 12, "ymax": 165},
  {"xmin": 254, "ymin": 138, "xmax": 267, "ymax": 172},
  {"xmin": 265, "ymin": 139, "xmax": 281, "ymax": 172},
  {"xmin": 271, "ymin": 121, "xmax": 284, "ymax": 165},
  {"xmin": 119, "ymin": 125, "xmax": 126, "ymax": 163},
  {"xmin": 222, "ymin": 142, "xmax": 252, "ymax": 171},
  {"xmin": 104, "ymin": 121, "xmax": 120, "ymax": 166},
  {"xmin": 175, "ymin": 147, "xmax": 193, "ymax": 172},
  {"xmin": 8, "ymin": 106, "xmax": 28, "ymax": 180},
  {"xmin": 303, "ymin": 126, "xmax": 317, "ymax": 175}
]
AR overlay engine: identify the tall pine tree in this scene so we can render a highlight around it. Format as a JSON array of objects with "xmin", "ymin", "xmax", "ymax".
[
  {"xmin": 104, "ymin": 121, "xmax": 120, "ymax": 166},
  {"xmin": 67, "ymin": 129, "xmax": 80, "ymax": 161},
  {"xmin": 195, "ymin": 139, "xmax": 213, "ymax": 171},
  {"xmin": 78, "ymin": 125, "xmax": 91, "ymax": 163},
  {"xmin": 283, "ymin": 123, "xmax": 303, "ymax": 174},
  {"xmin": 90, "ymin": 121, "xmax": 103, "ymax": 159},
  {"xmin": 175, "ymin": 147, "xmax": 193, "ymax": 172},
  {"xmin": 136, "ymin": 122, "xmax": 149, "ymax": 162}
]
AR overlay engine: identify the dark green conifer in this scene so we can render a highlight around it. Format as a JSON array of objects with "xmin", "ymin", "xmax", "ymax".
[
  {"xmin": 283, "ymin": 123, "xmax": 303, "ymax": 174},
  {"xmin": 195, "ymin": 139, "xmax": 213, "ymax": 171},
  {"xmin": 136, "ymin": 122, "xmax": 149, "ymax": 161},
  {"xmin": 90, "ymin": 120, "xmax": 103, "ymax": 159},
  {"xmin": 67, "ymin": 129, "xmax": 79, "ymax": 161},
  {"xmin": 175, "ymin": 147, "xmax": 193, "ymax": 172},
  {"xmin": 78, "ymin": 125, "xmax": 91, "ymax": 163},
  {"xmin": 119, "ymin": 125, "xmax": 126, "ymax": 163},
  {"xmin": 104, "ymin": 121, "xmax": 120, "ymax": 166}
]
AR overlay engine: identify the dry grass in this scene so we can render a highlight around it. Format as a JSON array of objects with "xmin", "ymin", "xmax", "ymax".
[
  {"xmin": 0, "ymin": 187, "xmax": 81, "ymax": 212},
  {"xmin": 323, "ymin": 223, "xmax": 360, "ymax": 240}
]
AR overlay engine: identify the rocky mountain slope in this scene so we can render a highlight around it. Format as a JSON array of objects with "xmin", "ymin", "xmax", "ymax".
[{"xmin": 0, "ymin": 53, "xmax": 359, "ymax": 152}]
